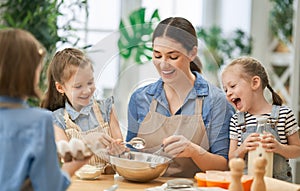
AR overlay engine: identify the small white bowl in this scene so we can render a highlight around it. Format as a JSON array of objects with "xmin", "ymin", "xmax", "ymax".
[{"xmin": 75, "ymin": 164, "xmax": 103, "ymax": 180}]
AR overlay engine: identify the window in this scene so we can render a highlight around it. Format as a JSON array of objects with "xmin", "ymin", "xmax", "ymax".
[
  {"xmin": 58, "ymin": 0, "xmax": 121, "ymax": 96},
  {"xmin": 142, "ymin": 0, "xmax": 203, "ymax": 27},
  {"xmin": 57, "ymin": 0, "xmax": 251, "ymax": 95}
]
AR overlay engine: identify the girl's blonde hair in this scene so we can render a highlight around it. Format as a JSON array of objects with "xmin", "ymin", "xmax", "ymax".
[
  {"xmin": 0, "ymin": 28, "xmax": 45, "ymax": 98},
  {"xmin": 41, "ymin": 48, "xmax": 92, "ymax": 111},
  {"xmin": 226, "ymin": 56, "xmax": 283, "ymax": 106}
]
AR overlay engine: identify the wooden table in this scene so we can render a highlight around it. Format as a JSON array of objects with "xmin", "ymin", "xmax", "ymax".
[
  {"xmin": 67, "ymin": 174, "xmax": 300, "ymax": 191},
  {"xmin": 67, "ymin": 174, "xmax": 183, "ymax": 191}
]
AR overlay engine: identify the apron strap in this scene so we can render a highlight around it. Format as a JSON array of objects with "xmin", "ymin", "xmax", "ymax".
[
  {"xmin": 63, "ymin": 100, "xmax": 110, "ymax": 166},
  {"xmin": 269, "ymin": 105, "xmax": 280, "ymax": 130},
  {"xmin": 150, "ymin": 97, "xmax": 203, "ymax": 115},
  {"xmin": 236, "ymin": 105, "xmax": 280, "ymax": 126},
  {"xmin": 92, "ymin": 100, "xmax": 106, "ymax": 127},
  {"xmin": 64, "ymin": 109, "xmax": 81, "ymax": 131},
  {"xmin": 92, "ymin": 100, "xmax": 111, "ymax": 136},
  {"xmin": 149, "ymin": 99, "xmax": 158, "ymax": 113},
  {"xmin": 64, "ymin": 100, "xmax": 110, "ymax": 135},
  {"xmin": 270, "ymin": 105, "xmax": 280, "ymax": 120},
  {"xmin": 194, "ymin": 97, "xmax": 203, "ymax": 115},
  {"xmin": 237, "ymin": 111, "xmax": 245, "ymax": 126}
]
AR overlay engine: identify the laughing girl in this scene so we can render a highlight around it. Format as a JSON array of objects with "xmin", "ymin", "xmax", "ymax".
[{"xmin": 221, "ymin": 56, "xmax": 300, "ymax": 181}]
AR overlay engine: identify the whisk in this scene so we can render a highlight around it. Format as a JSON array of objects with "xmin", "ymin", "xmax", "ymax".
[{"xmin": 150, "ymin": 144, "xmax": 165, "ymax": 168}]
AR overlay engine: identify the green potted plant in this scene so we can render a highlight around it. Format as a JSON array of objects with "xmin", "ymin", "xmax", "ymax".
[
  {"xmin": 269, "ymin": 0, "xmax": 294, "ymax": 51},
  {"xmin": 197, "ymin": 25, "xmax": 252, "ymax": 70},
  {"xmin": 0, "ymin": 0, "xmax": 87, "ymax": 105},
  {"xmin": 196, "ymin": 25, "xmax": 252, "ymax": 86},
  {"xmin": 118, "ymin": 7, "xmax": 160, "ymax": 68},
  {"xmin": 0, "ymin": 0, "xmax": 61, "ymax": 54}
]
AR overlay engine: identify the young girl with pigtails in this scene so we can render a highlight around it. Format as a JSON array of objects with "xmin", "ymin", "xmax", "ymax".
[
  {"xmin": 221, "ymin": 56, "xmax": 300, "ymax": 182},
  {"xmin": 41, "ymin": 48, "xmax": 125, "ymax": 174}
]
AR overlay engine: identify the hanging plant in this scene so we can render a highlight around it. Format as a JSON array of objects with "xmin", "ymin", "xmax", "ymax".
[{"xmin": 118, "ymin": 8, "xmax": 160, "ymax": 65}]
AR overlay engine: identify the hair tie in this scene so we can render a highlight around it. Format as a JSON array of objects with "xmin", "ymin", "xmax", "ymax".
[
  {"xmin": 267, "ymin": 84, "xmax": 274, "ymax": 93},
  {"xmin": 38, "ymin": 48, "xmax": 44, "ymax": 55}
]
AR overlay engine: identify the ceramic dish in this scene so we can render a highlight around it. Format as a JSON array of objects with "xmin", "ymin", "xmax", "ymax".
[
  {"xmin": 75, "ymin": 164, "xmax": 103, "ymax": 180},
  {"xmin": 194, "ymin": 172, "xmax": 253, "ymax": 191}
]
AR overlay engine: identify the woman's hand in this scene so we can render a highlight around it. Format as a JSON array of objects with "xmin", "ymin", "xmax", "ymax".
[
  {"xmin": 261, "ymin": 133, "xmax": 281, "ymax": 153},
  {"xmin": 163, "ymin": 135, "xmax": 192, "ymax": 158}
]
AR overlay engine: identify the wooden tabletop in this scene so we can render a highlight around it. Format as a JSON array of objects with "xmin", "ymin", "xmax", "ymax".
[
  {"xmin": 67, "ymin": 174, "xmax": 300, "ymax": 191},
  {"xmin": 67, "ymin": 174, "xmax": 181, "ymax": 191}
]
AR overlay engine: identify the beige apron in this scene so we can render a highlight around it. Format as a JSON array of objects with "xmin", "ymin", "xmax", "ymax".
[
  {"xmin": 138, "ymin": 98, "xmax": 209, "ymax": 178},
  {"xmin": 64, "ymin": 100, "xmax": 111, "ymax": 167}
]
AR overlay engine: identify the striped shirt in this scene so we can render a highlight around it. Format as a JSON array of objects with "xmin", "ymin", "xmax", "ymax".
[{"xmin": 230, "ymin": 106, "xmax": 299, "ymax": 146}]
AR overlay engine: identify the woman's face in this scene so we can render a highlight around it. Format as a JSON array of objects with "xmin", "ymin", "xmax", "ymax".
[
  {"xmin": 152, "ymin": 37, "xmax": 195, "ymax": 84},
  {"xmin": 56, "ymin": 64, "xmax": 96, "ymax": 111}
]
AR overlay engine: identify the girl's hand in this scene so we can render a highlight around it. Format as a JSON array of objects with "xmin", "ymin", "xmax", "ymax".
[
  {"xmin": 97, "ymin": 133, "xmax": 114, "ymax": 148},
  {"xmin": 240, "ymin": 133, "xmax": 260, "ymax": 154},
  {"xmin": 163, "ymin": 135, "xmax": 192, "ymax": 158},
  {"xmin": 56, "ymin": 138, "xmax": 93, "ymax": 163},
  {"xmin": 261, "ymin": 133, "xmax": 281, "ymax": 153},
  {"xmin": 81, "ymin": 132, "xmax": 113, "ymax": 149}
]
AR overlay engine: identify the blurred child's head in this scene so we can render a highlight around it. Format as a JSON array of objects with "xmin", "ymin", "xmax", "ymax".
[
  {"xmin": 42, "ymin": 48, "xmax": 95, "ymax": 111},
  {"xmin": 0, "ymin": 28, "xmax": 45, "ymax": 99}
]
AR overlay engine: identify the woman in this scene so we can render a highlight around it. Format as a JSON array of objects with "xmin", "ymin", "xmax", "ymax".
[{"xmin": 126, "ymin": 17, "xmax": 235, "ymax": 178}]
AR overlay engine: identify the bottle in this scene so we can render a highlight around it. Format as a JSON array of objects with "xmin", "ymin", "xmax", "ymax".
[{"xmin": 248, "ymin": 118, "xmax": 273, "ymax": 177}]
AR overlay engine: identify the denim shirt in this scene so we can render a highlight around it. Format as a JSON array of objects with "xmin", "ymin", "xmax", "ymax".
[
  {"xmin": 53, "ymin": 97, "xmax": 113, "ymax": 132},
  {"xmin": 0, "ymin": 96, "xmax": 70, "ymax": 190},
  {"xmin": 127, "ymin": 72, "xmax": 235, "ymax": 159}
]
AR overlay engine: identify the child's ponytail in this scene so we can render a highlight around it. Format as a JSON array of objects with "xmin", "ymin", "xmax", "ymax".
[
  {"xmin": 41, "ymin": 61, "xmax": 66, "ymax": 111},
  {"xmin": 267, "ymin": 84, "xmax": 283, "ymax": 106}
]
